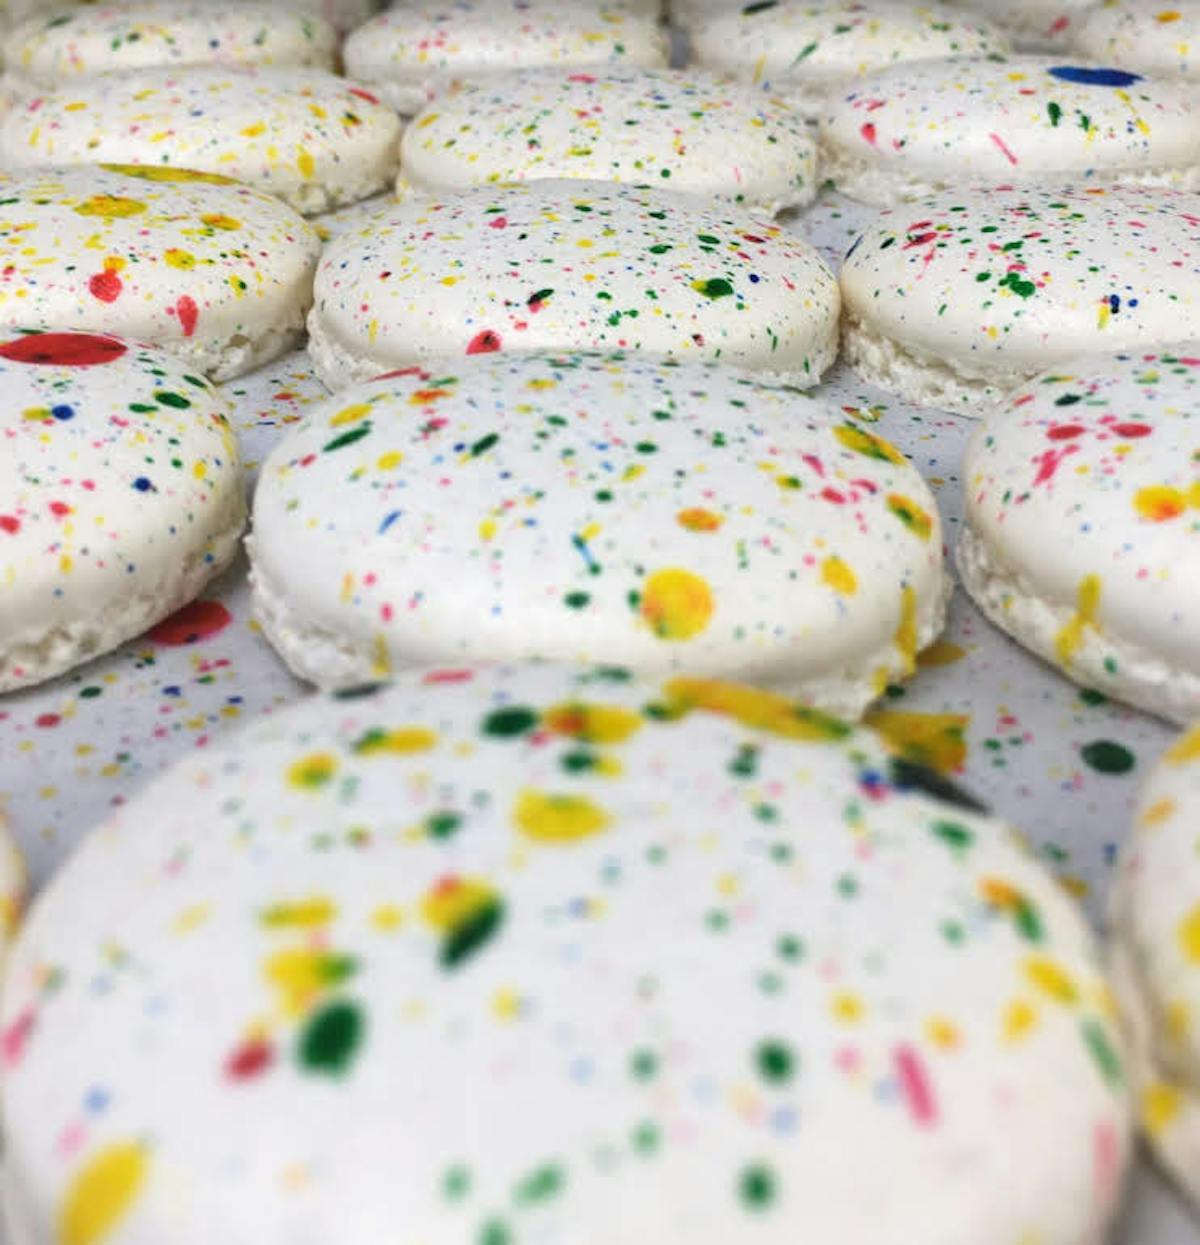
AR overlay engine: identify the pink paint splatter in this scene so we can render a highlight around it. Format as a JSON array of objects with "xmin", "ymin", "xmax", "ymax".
[
  {"xmin": 1, "ymin": 1008, "xmax": 36, "ymax": 1069},
  {"xmin": 989, "ymin": 133, "xmax": 1019, "ymax": 166},
  {"xmin": 894, "ymin": 1043, "xmax": 939, "ymax": 1127},
  {"xmin": 176, "ymin": 295, "xmax": 199, "ymax": 338},
  {"xmin": 466, "ymin": 330, "xmax": 502, "ymax": 355}
]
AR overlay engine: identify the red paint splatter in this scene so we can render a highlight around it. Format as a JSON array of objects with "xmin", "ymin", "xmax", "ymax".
[
  {"xmin": 893, "ymin": 1043, "xmax": 938, "ymax": 1127},
  {"xmin": 176, "ymin": 295, "xmax": 199, "ymax": 338},
  {"xmin": 0, "ymin": 332, "xmax": 127, "ymax": 367},
  {"xmin": 988, "ymin": 132, "xmax": 1019, "ymax": 166},
  {"xmin": 466, "ymin": 330, "xmax": 501, "ymax": 355},
  {"xmin": 1032, "ymin": 444, "xmax": 1078, "ymax": 486},
  {"xmin": 860, "ymin": 122, "xmax": 877, "ymax": 146},
  {"xmin": 422, "ymin": 668, "xmax": 475, "ymax": 685},
  {"xmin": 225, "ymin": 1036, "xmax": 275, "ymax": 1081},
  {"xmin": 48, "ymin": 501, "xmax": 71, "ymax": 518},
  {"xmin": 487, "ymin": 216, "xmax": 508, "ymax": 230},
  {"xmin": 1046, "ymin": 424, "xmax": 1085, "ymax": 440},
  {"xmin": 34, "ymin": 713, "xmax": 60, "ymax": 729},
  {"xmin": 88, "ymin": 269, "xmax": 123, "ymax": 303},
  {"xmin": 1, "ymin": 1008, "xmax": 36, "ymax": 1069},
  {"xmin": 348, "ymin": 87, "xmax": 380, "ymax": 105},
  {"xmin": 1111, "ymin": 422, "xmax": 1151, "ymax": 438},
  {"xmin": 0, "ymin": 516, "xmax": 19, "ymax": 535},
  {"xmin": 371, "ymin": 365, "xmax": 426, "ymax": 382},
  {"xmin": 147, "ymin": 600, "xmax": 232, "ymax": 646}
]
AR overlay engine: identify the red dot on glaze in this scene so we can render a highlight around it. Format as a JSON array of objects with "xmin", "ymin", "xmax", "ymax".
[
  {"xmin": 0, "ymin": 332, "xmax": 127, "ymax": 367},
  {"xmin": 1047, "ymin": 424, "xmax": 1085, "ymax": 440},
  {"xmin": 1111, "ymin": 423, "xmax": 1152, "ymax": 438},
  {"xmin": 176, "ymin": 295, "xmax": 199, "ymax": 338},
  {"xmin": 860, "ymin": 122, "xmax": 877, "ymax": 146},
  {"xmin": 147, "ymin": 600, "xmax": 232, "ymax": 646},
  {"xmin": 225, "ymin": 1037, "xmax": 275, "ymax": 1082},
  {"xmin": 0, "ymin": 516, "xmax": 19, "ymax": 535},
  {"xmin": 88, "ymin": 270, "xmax": 123, "ymax": 303},
  {"xmin": 422, "ymin": 669, "xmax": 475, "ymax": 685},
  {"xmin": 34, "ymin": 713, "xmax": 61, "ymax": 729},
  {"xmin": 348, "ymin": 86, "xmax": 380, "ymax": 105},
  {"xmin": 466, "ymin": 330, "xmax": 502, "ymax": 355}
]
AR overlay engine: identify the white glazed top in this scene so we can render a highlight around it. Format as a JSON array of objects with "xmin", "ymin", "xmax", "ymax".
[
  {"xmin": 0, "ymin": 661, "xmax": 1130, "ymax": 1245},
  {"xmin": 309, "ymin": 179, "xmax": 840, "ymax": 388},
  {"xmin": 691, "ymin": 0, "xmax": 1008, "ymax": 100},
  {"xmin": 821, "ymin": 56, "xmax": 1200, "ymax": 190},
  {"xmin": 6, "ymin": 1, "xmax": 338, "ymax": 86},
  {"xmin": 0, "ymin": 67, "xmax": 404, "ymax": 214},
  {"xmin": 343, "ymin": 0, "xmax": 667, "ymax": 114},
  {"xmin": 1074, "ymin": 1, "xmax": 1200, "ymax": 80},
  {"xmin": 0, "ymin": 330, "xmax": 244, "ymax": 688},
  {"xmin": 964, "ymin": 346, "xmax": 1200, "ymax": 679},
  {"xmin": 0, "ymin": 166, "xmax": 320, "ymax": 374},
  {"xmin": 399, "ymin": 68, "xmax": 817, "ymax": 214},
  {"xmin": 249, "ymin": 352, "xmax": 946, "ymax": 714},
  {"xmin": 840, "ymin": 186, "xmax": 1200, "ymax": 388}
]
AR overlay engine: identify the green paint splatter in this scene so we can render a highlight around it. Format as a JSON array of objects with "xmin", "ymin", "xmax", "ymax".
[
  {"xmin": 297, "ymin": 999, "xmax": 364, "ymax": 1076},
  {"xmin": 754, "ymin": 1039, "xmax": 795, "ymax": 1084},
  {"xmin": 776, "ymin": 933, "xmax": 804, "ymax": 962},
  {"xmin": 482, "ymin": 706, "xmax": 538, "ymax": 738},
  {"xmin": 629, "ymin": 1049, "xmax": 658, "ymax": 1080},
  {"xmin": 931, "ymin": 820, "xmax": 974, "ymax": 855},
  {"xmin": 1047, "ymin": 101, "xmax": 1062, "ymax": 127},
  {"xmin": 739, "ymin": 1162, "xmax": 777, "ymax": 1211},
  {"xmin": 470, "ymin": 432, "xmax": 500, "ymax": 457},
  {"xmin": 729, "ymin": 744, "xmax": 759, "ymax": 778},
  {"xmin": 426, "ymin": 810, "xmax": 462, "ymax": 839},
  {"xmin": 442, "ymin": 898, "xmax": 506, "ymax": 969},
  {"xmin": 478, "ymin": 1219, "xmax": 510, "ymax": 1245},
  {"xmin": 631, "ymin": 1120, "xmax": 660, "ymax": 1154},
  {"xmin": 323, "ymin": 424, "xmax": 372, "ymax": 452},
  {"xmin": 564, "ymin": 591, "xmax": 591, "ymax": 609},
  {"xmin": 1080, "ymin": 740, "xmax": 1135, "ymax": 775},
  {"xmin": 998, "ymin": 272, "xmax": 1036, "ymax": 299},
  {"xmin": 1080, "ymin": 1018, "xmax": 1124, "ymax": 1088},
  {"xmin": 1079, "ymin": 688, "xmax": 1107, "ymax": 706},
  {"xmin": 514, "ymin": 1162, "xmax": 565, "ymax": 1205},
  {"xmin": 692, "ymin": 277, "xmax": 734, "ymax": 299},
  {"xmin": 154, "ymin": 390, "xmax": 191, "ymax": 408},
  {"xmin": 443, "ymin": 1165, "xmax": 472, "ymax": 1201}
]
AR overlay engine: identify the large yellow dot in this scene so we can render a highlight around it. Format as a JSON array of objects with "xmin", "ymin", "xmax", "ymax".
[
  {"xmin": 639, "ymin": 568, "xmax": 714, "ymax": 641},
  {"xmin": 514, "ymin": 789, "xmax": 611, "ymax": 843},
  {"xmin": 59, "ymin": 1143, "xmax": 148, "ymax": 1245}
]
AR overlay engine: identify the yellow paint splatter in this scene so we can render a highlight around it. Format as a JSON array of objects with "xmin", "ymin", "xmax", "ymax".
[
  {"xmin": 286, "ymin": 752, "xmax": 338, "ymax": 790},
  {"xmin": 830, "ymin": 991, "xmax": 864, "ymax": 1024},
  {"xmin": 894, "ymin": 586, "xmax": 919, "ymax": 676},
  {"xmin": 264, "ymin": 947, "xmax": 352, "ymax": 1017},
  {"xmin": 261, "ymin": 896, "xmax": 337, "ymax": 929},
  {"xmin": 1166, "ymin": 724, "xmax": 1200, "ymax": 765},
  {"xmin": 832, "ymin": 423, "xmax": 907, "ymax": 465},
  {"xmin": 100, "ymin": 163, "xmax": 234, "ymax": 184},
  {"xmin": 330, "ymin": 403, "xmax": 373, "ymax": 428},
  {"xmin": 865, "ymin": 709, "xmax": 968, "ymax": 774},
  {"xmin": 1134, "ymin": 484, "xmax": 1187, "ymax": 522},
  {"xmin": 1178, "ymin": 904, "xmax": 1200, "ymax": 963},
  {"xmin": 59, "ymin": 1143, "xmax": 148, "ymax": 1245},
  {"xmin": 297, "ymin": 148, "xmax": 316, "ymax": 179},
  {"xmin": 1024, "ymin": 955, "xmax": 1079, "ymax": 1005},
  {"xmin": 1140, "ymin": 797, "xmax": 1177, "ymax": 827},
  {"xmin": 1143, "ymin": 1082, "xmax": 1183, "ymax": 1136},
  {"xmin": 514, "ymin": 789, "xmax": 611, "ymax": 843},
  {"xmin": 676, "ymin": 507, "xmax": 724, "ymax": 532},
  {"xmin": 73, "ymin": 194, "xmax": 146, "ymax": 219},
  {"xmin": 1054, "ymin": 574, "xmax": 1101, "ymax": 666},
  {"xmin": 542, "ymin": 702, "xmax": 642, "ymax": 744},
  {"xmin": 352, "ymin": 726, "xmax": 438, "ymax": 756},
  {"xmin": 917, "ymin": 639, "xmax": 966, "ymax": 668},
  {"xmin": 821, "ymin": 555, "xmax": 857, "ymax": 596},
  {"xmin": 639, "ymin": 568, "xmax": 714, "ymax": 641},
  {"xmin": 886, "ymin": 494, "xmax": 933, "ymax": 541},
  {"xmin": 1003, "ymin": 998, "xmax": 1038, "ymax": 1043},
  {"xmin": 661, "ymin": 677, "xmax": 852, "ymax": 742},
  {"xmin": 420, "ymin": 876, "xmax": 498, "ymax": 931}
]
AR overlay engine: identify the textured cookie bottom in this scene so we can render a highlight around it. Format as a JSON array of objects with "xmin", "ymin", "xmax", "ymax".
[
  {"xmin": 0, "ymin": 496, "xmax": 246, "ymax": 692},
  {"xmin": 171, "ymin": 315, "xmax": 308, "ymax": 382},
  {"xmin": 956, "ymin": 524, "xmax": 1199, "ymax": 725},
  {"xmin": 822, "ymin": 141, "xmax": 1200, "ymax": 207},
  {"xmin": 283, "ymin": 161, "xmax": 400, "ymax": 216},
  {"xmin": 247, "ymin": 530, "xmax": 950, "ymax": 720}
]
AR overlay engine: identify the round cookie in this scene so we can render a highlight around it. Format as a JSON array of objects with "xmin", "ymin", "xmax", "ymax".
[
  {"xmin": 839, "ymin": 185, "xmax": 1200, "ymax": 412},
  {"xmin": 249, "ymin": 352, "xmax": 947, "ymax": 715},
  {"xmin": 398, "ymin": 68, "xmax": 817, "ymax": 215},
  {"xmin": 820, "ymin": 56, "xmax": 1200, "ymax": 206},
  {"xmin": 1111, "ymin": 722, "xmax": 1200, "ymax": 1209},
  {"xmin": 949, "ymin": 0, "xmax": 1100, "ymax": 49},
  {"xmin": 309, "ymin": 179, "xmax": 840, "ymax": 389},
  {"xmin": 1073, "ymin": 1, "xmax": 1200, "ymax": 81},
  {"xmin": 0, "ymin": 661, "xmax": 1132, "ymax": 1245},
  {"xmin": 960, "ymin": 346, "xmax": 1200, "ymax": 723},
  {"xmin": 0, "ymin": 812, "xmax": 26, "ymax": 962},
  {"xmin": 0, "ymin": 67, "xmax": 403, "ymax": 216},
  {"xmin": 689, "ymin": 0, "xmax": 1009, "ymax": 119},
  {"xmin": 0, "ymin": 165, "xmax": 321, "ymax": 381},
  {"xmin": 6, "ymin": 1, "xmax": 338, "ymax": 88},
  {"xmin": 0, "ymin": 329, "xmax": 244, "ymax": 691},
  {"xmin": 343, "ymin": 0, "xmax": 667, "ymax": 116}
]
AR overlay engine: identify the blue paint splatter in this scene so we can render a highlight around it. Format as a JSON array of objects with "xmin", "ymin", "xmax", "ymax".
[
  {"xmin": 51, "ymin": 404, "xmax": 74, "ymax": 421},
  {"xmin": 132, "ymin": 476, "xmax": 153, "ymax": 492},
  {"xmin": 1049, "ymin": 66, "xmax": 1143, "ymax": 87},
  {"xmin": 378, "ymin": 509, "xmax": 402, "ymax": 534}
]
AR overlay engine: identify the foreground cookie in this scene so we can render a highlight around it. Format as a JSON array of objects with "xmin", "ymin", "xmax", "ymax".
[
  {"xmin": 960, "ymin": 346, "xmax": 1200, "ymax": 722},
  {"xmin": 1073, "ymin": 1, "xmax": 1200, "ymax": 80},
  {"xmin": 344, "ymin": 0, "xmax": 667, "ymax": 115},
  {"xmin": 690, "ymin": 0, "xmax": 1008, "ymax": 118},
  {"xmin": 1111, "ymin": 723, "xmax": 1200, "ymax": 1208},
  {"xmin": 0, "ymin": 661, "xmax": 1131, "ymax": 1243},
  {"xmin": 840, "ymin": 186, "xmax": 1200, "ymax": 411},
  {"xmin": 821, "ymin": 56, "xmax": 1200, "ymax": 205},
  {"xmin": 7, "ymin": 1, "xmax": 338, "ymax": 87},
  {"xmin": 399, "ymin": 68, "xmax": 817, "ymax": 214},
  {"xmin": 0, "ymin": 331, "xmax": 244, "ymax": 691},
  {"xmin": 0, "ymin": 166, "xmax": 320, "ymax": 380},
  {"xmin": 310, "ymin": 180, "xmax": 839, "ymax": 388},
  {"xmin": 0, "ymin": 67, "xmax": 403, "ymax": 215},
  {"xmin": 250, "ymin": 353, "xmax": 946, "ymax": 714}
]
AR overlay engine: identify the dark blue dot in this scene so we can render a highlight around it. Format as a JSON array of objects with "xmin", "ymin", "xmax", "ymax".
[
  {"xmin": 1048, "ymin": 66, "xmax": 1143, "ymax": 87},
  {"xmin": 51, "ymin": 404, "xmax": 74, "ymax": 421},
  {"xmin": 132, "ymin": 476, "xmax": 153, "ymax": 492}
]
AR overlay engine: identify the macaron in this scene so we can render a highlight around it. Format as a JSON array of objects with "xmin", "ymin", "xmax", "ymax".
[
  {"xmin": 821, "ymin": 56, "xmax": 1200, "ymax": 206},
  {"xmin": 398, "ymin": 67, "xmax": 817, "ymax": 214},
  {"xmin": 960, "ymin": 345, "xmax": 1200, "ymax": 723},
  {"xmin": 343, "ymin": 0, "xmax": 667, "ymax": 115},
  {"xmin": 249, "ymin": 352, "xmax": 947, "ymax": 716},
  {"xmin": 1073, "ymin": 1, "xmax": 1200, "ymax": 80},
  {"xmin": 0, "ymin": 67, "xmax": 404, "ymax": 215},
  {"xmin": 0, "ymin": 330, "xmax": 245, "ymax": 691},
  {"xmin": 0, "ymin": 661, "xmax": 1132, "ymax": 1245},
  {"xmin": 0, "ymin": 165, "xmax": 321, "ymax": 381},
  {"xmin": 690, "ymin": 0, "xmax": 1009, "ymax": 118},
  {"xmin": 839, "ymin": 186, "xmax": 1200, "ymax": 411},
  {"xmin": 309, "ymin": 179, "xmax": 840, "ymax": 389}
]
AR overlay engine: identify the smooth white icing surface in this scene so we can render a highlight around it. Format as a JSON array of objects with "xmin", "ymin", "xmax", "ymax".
[
  {"xmin": 1073, "ymin": 1, "xmax": 1200, "ymax": 80},
  {"xmin": 249, "ymin": 352, "xmax": 946, "ymax": 715},
  {"xmin": 6, "ymin": 1, "xmax": 337, "ymax": 86},
  {"xmin": 690, "ymin": 0, "xmax": 1008, "ymax": 116},
  {"xmin": 0, "ymin": 661, "xmax": 1131, "ymax": 1244},
  {"xmin": 398, "ymin": 68, "xmax": 817, "ymax": 214},
  {"xmin": 959, "ymin": 346, "xmax": 1200, "ymax": 724},
  {"xmin": 1111, "ymin": 724, "xmax": 1200, "ymax": 1210},
  {"xmin": 0, "ymin": 67, "xmax": 404, "ymax": 215},
  {"xmin": 0, "ymin": 165, "xmax": 321, "ymax": 381},
  {"xmin": 839, "ymin": 186, "xmax": 1200, "ymax": 410},
  {"xmin": 343, "ymin": 0, "xmax": 667, "ymax": 115},
  {"xmin": 820, "ymin": 56, "xmax": 1200, "ymax": 206},
  {"xmin": 0, "ymin": 330, "xmax": 245, "ymax": 691},
  {"xmin": 308, "ymin": 179, "xmax": 840, "ymax": 389}
]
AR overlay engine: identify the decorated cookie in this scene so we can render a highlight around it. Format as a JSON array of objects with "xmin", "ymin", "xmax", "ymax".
[
  {"xmin": 949, "ymin": 0, "xmax": 1100, "ymax": 48},
  {"xmin": 0, "ymin": 67, "xmax": 404, "ymax": 216},
  {"xmin": 0, "ymin": 812, "xmax": 26, "ymax": 961},
  {"xmin": 0, "ymin": 661, "xmax": 1132, "ymax": 1244},
  {"xmin": 0, "ymin": 166, "xmax": 320, "ymax": 381},
  {"xmin": 690, "ymin": 0, "xmax": 1009, "ymax": 118},
  {"xmin": 960, "ymin": 346, "xmax": 1200, "ymax": 723},
  {"xmin": 343, "ymin": 0, "xmax": 667, "ymax": 116},
  {"xmin": 398, "ymin": 68, "xmax": 817, "ymax": 214},
  {"xmin": 249, "ymin": 352, "xmax": 946, "ymax": 715},
  {"xmin": 1073, "ymin": 2, "xmax": 1200, "ymax": 80},
  {"xmin": 820, "ymin": 56, "xmax": 1200, "ymax": 206},
  {"xmin": 6, "ymin": 1, "xmax": 338, "ymax": 88},
  {"xmin": 839, "ymin": 186, "xmax": 1200, "ymax": 411},
  {"xmin": 0, "ymin": 330, "xmax": 245, "ymax": 691},
  {"xmin": 1110, "ymin": 722, "xmax": 1200, "ymax": 1208},
  {"xmin": 309, "ymin": 180, "xmax": 840, "ymax": 389}
]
